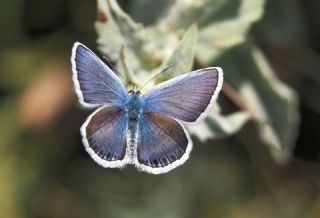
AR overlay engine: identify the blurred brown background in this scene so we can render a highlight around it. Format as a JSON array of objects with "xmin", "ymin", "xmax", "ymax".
[{"xmin": 0, "ymin": 0, "xmax": 320, "ymax": 218}]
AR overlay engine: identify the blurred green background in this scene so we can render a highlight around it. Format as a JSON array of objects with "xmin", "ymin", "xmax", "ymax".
[{"xmin": 1, "ymin": 0, "xmax": 320, "ymax": 218}]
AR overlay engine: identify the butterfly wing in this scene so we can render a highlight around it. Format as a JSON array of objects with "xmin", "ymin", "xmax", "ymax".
[
  {"xmin": 135, "ymin": 112, "xmax": 192, "ymax": 174},
  {"xmin": 142, "ymin": 67, "xmax": 223, "ymax": 123},
  {"xmin": 71, "ymin": 42, "xmax": 128, "ymax": 108},
  {"xmin": 81, "ymin": 106, "xmax": 128, "ymax": 168}
]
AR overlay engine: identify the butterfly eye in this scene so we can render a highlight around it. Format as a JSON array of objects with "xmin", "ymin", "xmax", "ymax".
[
  {"xmin": 128, "ymin": 90, "xmax": 133, "ymax": 93},
  {"xmin": 137, "ymin": 90, "xmax": 141, "ymax": 95}
]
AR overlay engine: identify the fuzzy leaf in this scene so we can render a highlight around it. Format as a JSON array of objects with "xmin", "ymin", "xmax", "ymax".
[
  {"xmin": 216, "ymin": 42, "xmax": 299, "ymax": 162},
  {"xmin": 96, "ymin": 0, "xmax": 161, "ymax": 70},
  {"xmin": 156, "ymin": 24, "xmax": 198, "ymax": 80},
  {"xmin": 189, "ymin": 111, "xmax": 251, "ymax": 141},
  {"xmin": 159, "ymin": 0, "xmax": 264, "ymax": 63},
  {"xmin": 94, "ymin": 0, "xmax": 276, "ymax": 144},
  {"xmin": 196, "ymin": 0, "xmax": 265, "ymax": 63},
  {"xmin": 164, "ymin": 0, "xmax": 228, "ymax": 29},
  {"xmin": 95, "ymin": 0, "xmax": 124, "ymax": 61},
  {"xmin": 138, "ymin": 24, "xmax": 198, "ymax": 93}
]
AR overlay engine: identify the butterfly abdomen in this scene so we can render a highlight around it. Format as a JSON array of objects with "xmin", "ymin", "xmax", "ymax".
[{"xmin": 126, "ymin": 120, "xmax": 139, "ymax": 161}]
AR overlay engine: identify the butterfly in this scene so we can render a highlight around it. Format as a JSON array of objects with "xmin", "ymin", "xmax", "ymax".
[{"xmin": 71, "ymin": 42, "xmax": 223, "ymax": 174}]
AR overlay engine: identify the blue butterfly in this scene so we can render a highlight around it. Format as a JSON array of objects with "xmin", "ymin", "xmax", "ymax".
[{"xmin": 71, "ymin": 42, "xmax": 223, "ymax": 174}]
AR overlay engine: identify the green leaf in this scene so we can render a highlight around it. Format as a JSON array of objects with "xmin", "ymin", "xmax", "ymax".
[
  {"xmin": 156, "ymin": 24, "xmax": 198, "ymax": 80},
  {"xmin": 137, "ymin": 24, "xmax": 197, "ymax": 94},
  {"xmin": 126, "ymin": 0, "xmax": 173, "ymax": 26},
  {"xmin": 255, "ymin": 0, "xmax": 320, "ymax": 113},
  {"xmin": 107, "ymin": 0, "xmax": 150, "ymax": 64},
  {"xmin": 97, "ymin": 0, "xmax": 265, "ymax": 76},
  {"xmin": 95, "ymin": 0, "xmax": 298, "ymax": 154},
  {"xmin": 95, "ymin": 0, "xmax": 124, "ymax": 61},
  {"xmin": 254, "ymin": 0, "xmax": 307, "ymax": 43},
  {"xmin": 163, "ymin": 0, "xmax": 229, "ymax": 29},
  {"xmin": 158, "ymin": 0, "xmax": 264, "ymax": 63},
  {"xmin": 216, "ymin": 42, "xmax": 299, "ymax": 162},
  {"xmin": 189, "ymin": 110, "xmax": 251, "ymax": 141},
  {"xmin": 196, "ymin": 0, "xmax": 265, "ymax": 63},
  {"xmin": 96, "ymin": 0, "xmax": 142, "ymax": 70},
  {"xmin": 96, "ymin": 0, "xmax": 162, "ymax": 70},
  {"xmin": 96, "ymin": 0, "xmax": 265, "ymax": 71}
]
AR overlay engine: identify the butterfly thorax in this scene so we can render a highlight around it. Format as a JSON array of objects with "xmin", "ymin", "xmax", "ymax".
[{"xmin": 125, "ymin": 91, "xmax": 143, "ymax": 121}]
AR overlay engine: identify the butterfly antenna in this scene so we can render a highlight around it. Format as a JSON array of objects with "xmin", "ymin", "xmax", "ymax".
[{"xmin": 140, "ymin": 64, "xmax": 174, "ymax": 90}]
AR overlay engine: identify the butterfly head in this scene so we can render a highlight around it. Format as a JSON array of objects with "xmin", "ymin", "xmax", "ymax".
[{"xmin": 128, "ymin": 90, "xmax": 141, "ymax": 95}]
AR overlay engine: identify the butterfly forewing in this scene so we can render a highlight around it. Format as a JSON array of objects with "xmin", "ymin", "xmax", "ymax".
[
  {"xmin": 81, "ymin": 106, "xmax": 128, "ymax": 168},
  {"xmin": 142, "ymin": 67, "xmax": 223, "ymax": 123},
  {"xmin": 135, "ymin": 112, "xmax": 192, "ymax": 174},
  {"xmin": 71, "ymin": 42, "xmax": 128, "ymax": 107}
]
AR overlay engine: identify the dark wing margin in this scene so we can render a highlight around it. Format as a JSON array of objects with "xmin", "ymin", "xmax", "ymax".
[
  {"xmin": 135, "ymin": 112, "xmax": 192, "ymax": 174},
  {"xmin": 71, "ymin": 42, "xmax": 128, "ymax": 108},
  {"xmin": 81, "ymin": 106, "xmax": 128, "ymax": 168},
  {"xmin": 142, "ymin": 67, "xmax": 223, "ymax": 123}
]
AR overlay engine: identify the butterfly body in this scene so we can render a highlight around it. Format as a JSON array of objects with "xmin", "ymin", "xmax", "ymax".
[
  {"xmin": 71, "ymin": 42, "xmax": 223, "ymax": 174},
  {"xmin": 123, "ymin": 91, "xmax": 142, "ymax": 160}
]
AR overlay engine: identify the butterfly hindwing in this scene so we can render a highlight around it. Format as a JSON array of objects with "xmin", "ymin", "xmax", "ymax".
[
  {"xmin": 71, "ymin": 42, "xmax": 128, "ymax": 107},
  {"xmin": 135, "ymin": 112, "xmax": 192, "ymax": 174},
  {"xmin": 81, "ymin": 106, "xmax": 128, "ymax": 168},
  {"xmin": 142, "ymin": 67, "xmax": 223, "ymax": 123}
]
